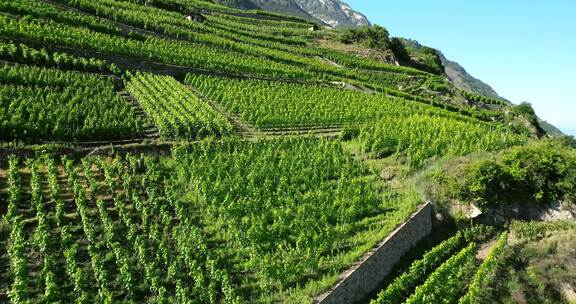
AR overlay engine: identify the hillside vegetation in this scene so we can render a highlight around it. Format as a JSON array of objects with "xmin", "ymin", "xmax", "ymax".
[{"xmin": 0, "ymin": 0, "xmax": 574, "ymax": 303}]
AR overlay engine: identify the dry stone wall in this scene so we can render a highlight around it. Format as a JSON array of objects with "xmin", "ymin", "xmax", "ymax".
[{"xmin": 315, "ymin": 202, "xmax": 434, "ymax": 304}]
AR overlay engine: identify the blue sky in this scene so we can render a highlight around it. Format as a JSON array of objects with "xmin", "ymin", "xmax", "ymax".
[{"xmin": 346, "ymin": 0, "xmax": 575, "ymax": 136}]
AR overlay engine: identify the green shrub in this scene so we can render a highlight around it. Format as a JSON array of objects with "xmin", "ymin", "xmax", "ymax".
[
  {"xmin": 464, "ymin": 160, "xmax": 513, "ymax": 210},
  {"xmin": 340, "ymin": 25, "xmax": 391, "ymax": 50},
  {"xmin": 340, "ymin": 125, "xmax": 360, "ymax": 141},
  {"xmin": 459, "ymin": 140, "xmax": 576, "ymax": 209},
  {"xmin": 510, "ymin": 102, "xmax": 540, "ymax": 129},
  {"xmin": 390, "ymin": 37, "xmax": 410, "ymax": 61}
]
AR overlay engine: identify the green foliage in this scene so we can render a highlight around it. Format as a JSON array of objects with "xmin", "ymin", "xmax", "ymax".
[
  {"xmin": 5, "ymin": 157, "xmax": 28, "ymax": 303},
  {"xmin": 362, "ymin": 82, "xmax": 503, "ymax": 123},
  {"xmin": 510, "ymin": 102, "xmax": 539, "ymax": 128},
  {"xmin": 399, "ymin": 40, "xmax": 444, "ymax": 75},
  {"xmin": 320, "ymin": 47, "xmax": 427, "ymax": 75},
  {"xmin": 405, "ymin": 243, "xmax": 478, "ymax": 304},
  {"xmin": 358, "ymin": 113, "xmax": 525, "ymax": 169},
  {"xmin": 7, "ymin": 218, "xmax": 28, "ymax": 303},
  {"xmin": 0, "ymin": 0, "xmax": 121, "ymax": 35},
  {"xmin": 0, "ymin": 40, "xmax": 120, "ymax": 74},
  {"xmin": 463, "ymin": 91, "xmax": 508, "ymax": 106},
  {"xmin": 0, "ymin": 65, "xmax": 140, "ymax": 141},
  {"xmin": 3, "ymin": 154, "xmax": 240, "ymax": 303},
  {"xmin": 459, "ymin": 232, "xmax": 508, "ymax": 304},
  {"xmin": 252, "ymin": 9, "xmax": 313, "ymax": 24},
  {"xmin": 340, "ymin": 25, "xmax": 391, "ymax": 50},
  {"xmin": 372, "ymin": 232, "xmax": 466, "ymax": 304},
  {"xmin": 559, "ymin": 135, "xmax": 576, "ymax": 148},
  {"xmin": 0, "ymin": 0, "xmax": 567, "ymax": 301},
  {"xmin": 417, "ymin": 46, "xmax": 445, "ymax": 75},
  {"xmin": 424, "ymin": 76, "xmax": 450, "ymax": 92},
  {"xmin": 464, "ymin": 160, "xmax": 514, "ymax": 210},
  {"xmin": 126, "ymin": 72, "xmax": 232, "ymax": 139},
  {"xmin": 169, "ymin": 138, "xmax": 388, "ymax": 292},
  {"xmin": 185, "ymin": 73, "xmax": 517, "ymax": 149},
  {"xmin": 184, "ymin": 72, "xmax": 523, "ymax": 169},
  {"xmin": 162, "ymin": 138, "xmax": 423, "ymax": 301},
  {"xmin": 390, "ymin": 37, "xmax": 411, "ymax": 62},
  {"xmin": 0, "ymin": 14, "xmax": 315, "ymax": 80},
  {"xmin": 483, "ymin": 223, "xmax": 576, "ymax": 304},
  {"xmin": 511, "ymin": 221, "xmax": 576, "ymax": 241},
  {"xmin": 459, "ymin": 140, "xmax": 576, "ymax": 209},
  {"xmin": 185, "ymin": 73, "xmax": 415, "ymax": 128},
  {"xmin": 462, "ymin": 225, "xmax": 496, "ymax": 243},
  {"xmin": 340, "ymin": 125, "xmax": 360, "ymax": 140}
]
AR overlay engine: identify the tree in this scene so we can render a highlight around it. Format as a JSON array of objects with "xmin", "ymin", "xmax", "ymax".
[
  {"xmin": 390, "ymin": 37, "xmax": 410, "ymax": 61},
  {"xmin": 339, "ymin": 25, "xmax": 390, "ymax": 50}
]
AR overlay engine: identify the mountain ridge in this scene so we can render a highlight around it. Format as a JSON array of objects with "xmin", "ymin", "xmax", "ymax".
[
  {"xmin": 437, "ymin": 52, "xmax": 502, "ymax": 100},
  {"xmin": 212, "ymin": 0, "xmax": 370, "ymax": 27}
]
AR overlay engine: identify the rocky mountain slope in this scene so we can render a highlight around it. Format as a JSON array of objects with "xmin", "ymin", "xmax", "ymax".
[
  {"xmin": 213, "ymin": 0, "xmax": 370, "ymax": 27},
  {"xmin": 437, "ymin": 52, "xmax": 501, "ymax": 100},
  {"xmin": 539, "ymin": 119, "xmax": 565, "ymax": 136},
  {"xmin": 400, "ymin": 38, "xmax": 501, "ymax": 99}
]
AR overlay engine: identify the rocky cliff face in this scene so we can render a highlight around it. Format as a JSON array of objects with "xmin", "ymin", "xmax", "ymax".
[
  {"xmin": 293, "ymin": 0, "xmax": 370, "ymax": 28},
  {"xmin": 213, "ymin": 0, "xmax": 370, "ymax": 27},
  {"xmin": 437, "ymin": 52, "xmax": 502, "ymax": 100},
  {"xmin": 400, "ymin": 38, "xmax": 501, "ymax": 99}
]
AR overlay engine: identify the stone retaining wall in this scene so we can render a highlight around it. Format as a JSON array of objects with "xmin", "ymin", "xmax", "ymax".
[{"xmin": 315, "ymin": 202, "xmax": 434, "ymax": 304}]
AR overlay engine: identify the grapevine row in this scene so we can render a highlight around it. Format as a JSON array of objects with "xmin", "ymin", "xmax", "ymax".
[
  {"xmin": 184, "ymin": 74, "xmax": 525, "ymax": 167},
  {"xmin": 357, "ymin": 114, "xmax": 526, "ymax": 168},
  {"xmin": 27, "ymin": 159, "xmax": 60, "ymax": 303},
  {"xmin": 459, "ymin": 232, "xmax": 509, "ymax": 304},
  {"xmin": 0, "ymin": 40, "xmax": 120, "ymax": 74},
  {"xmin": 44, "ymin": 156, "xmax": 90, "ymax": 304},
  {"xmin": 0, "ymin": 13, "xmax": 314, "ymax": 80},
  {"xmin": 126, "ymin": 72, "xmax": 232, "ymax": 139},
  {"xmin": 404, "ymin": 243, "xmax": 477, "ymax": 304},
  {"xmin": 63, "ymin": 157, "xmax": 115, "ymax": 303},
  {"xmin": 184, "ymin": 73, "xmax": 427, "ymax": 128},
  {"xmin": 93, "ymin": 155, "xmax": 239, "ymax": 302},
  {"xmin": 169, "ymin": 138, "xmax": 386, "ymax": 295},
  {"xmin": 371, "ymin": 231, "xmax": 466, "ymax": 304},
  {"xmin": 0, "ymin": 65, "xmax": 140, "ymax": 141},
  {"xmin": 0, "ymin": 0, "xmax": 121, "ymax": 36},
  {"xmin": 6, "ymin": 157, "xmax": 28, "ymax": 303}
]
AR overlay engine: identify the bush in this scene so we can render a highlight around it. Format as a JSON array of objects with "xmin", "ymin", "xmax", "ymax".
[
  {"xmin": 510, "ymin": 102, "xmax": 540, "ymax": 128},
  {"xmin": 560, "ymin": 135, "xmax": 576, "ymax": 148},
  {"xmin": 464, "ymin": 160, "xmax": 513, "ymax": 210},
  {"xmin": 459, "ymin": 140, "xmax": 576, "ymax": 209},
  {"xmin": 418, "ymin": 47, "xmax": 444, "ymax": 74},
  {"xmin": 340, "ymin": 125, "xmax": 360, "ymax": 140},
  {"xmin": 424, "ymin": 77, "xmax": 450, "ymax": 92},
  {"xmin": 390, "ymin": 37, "xmax": 410, "ymax": 61},
  {"xmin": 340, "ymin": 25, "xmax": 390, "ymax": 50}
]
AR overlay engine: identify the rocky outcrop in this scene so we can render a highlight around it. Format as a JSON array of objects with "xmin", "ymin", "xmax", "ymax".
[
  {"xmin": 293, "ymin": 0, "xmax": 370, "ymax": 28},
  {"xmin": 214, "ymin": 0, "xmax": 370, "ymax": 27},
  {"xmin": 437, "ymin": 51, "xmax": 502, "ymax": 100},
  {"xmin": 455, "ymin": 202, "xmax": 576, "ymax": 226}
]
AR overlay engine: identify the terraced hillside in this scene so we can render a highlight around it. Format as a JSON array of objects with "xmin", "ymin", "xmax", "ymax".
[{"xmin": 0, "ymin": 0, "xmax": 574, "ymax": 303}]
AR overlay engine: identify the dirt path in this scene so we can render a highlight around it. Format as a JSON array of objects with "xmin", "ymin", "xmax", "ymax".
[
  {"xmin": 260, "ymin": 127, "xmax": 342, "ymax": 138},
  {"xmin": 476, "ymin": 238, "xmax": 498, "ymax": 260},
  {"xmin": 560, "ymin": 283, "xmax": 576, "ymax": 303},
  {"xmin": 330, "ymin": 81, "xmax": 374, "ymax": 94},
  {"xmin": 317, "ymin": 56, "xmax": 343, "ymax": 68},
  {"xmin": 118, "ymin": 91, "xmax": 160, "ymax": 139}
]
